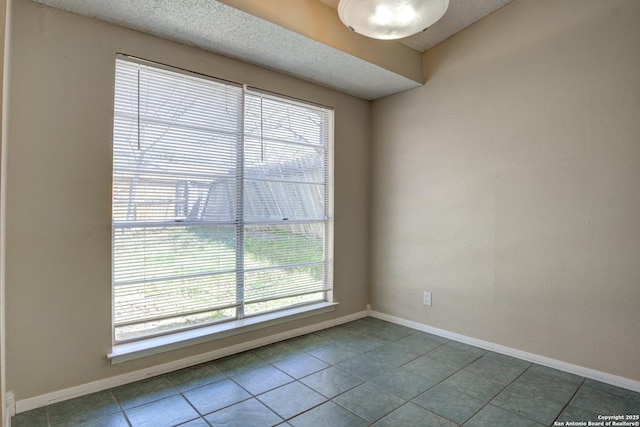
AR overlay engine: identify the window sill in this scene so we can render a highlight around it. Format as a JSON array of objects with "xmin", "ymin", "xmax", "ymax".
[{"xmin": 107, "ymin": 302, "xmax": 338, "ymax": 364}]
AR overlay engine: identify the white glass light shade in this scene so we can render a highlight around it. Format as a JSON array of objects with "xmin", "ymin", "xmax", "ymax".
[{"xmin": 338, "ymin": 0, "xmax": 450, "ymax": 40}]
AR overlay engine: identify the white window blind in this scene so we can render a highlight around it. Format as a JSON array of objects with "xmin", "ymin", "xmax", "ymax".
[{"xmin": 112, "ymin": 56, "xmax": 333, "ymax": 342}]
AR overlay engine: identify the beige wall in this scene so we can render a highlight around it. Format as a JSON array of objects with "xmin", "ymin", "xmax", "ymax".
[
  {"xmin": 4, "ymin": 0, "xmax": 370, "ymax": 400},
  {"xmin": 371, "ymin": 0, "xmax": 640, "ymax": 381}
]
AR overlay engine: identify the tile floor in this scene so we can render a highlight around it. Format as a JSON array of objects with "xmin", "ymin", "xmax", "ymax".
[{"xmin": 12, "ymin": 317, "xmax": 640, "ymax": 426}]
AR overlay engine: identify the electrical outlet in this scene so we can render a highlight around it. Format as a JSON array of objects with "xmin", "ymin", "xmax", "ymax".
[{"xmin": 423, "ymin": 291, "xmax": 432, "ymax": 306}]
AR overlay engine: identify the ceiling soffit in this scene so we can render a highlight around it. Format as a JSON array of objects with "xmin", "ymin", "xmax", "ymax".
[{"xmin": 30, "ymin": 0, "xmax": 424, "ymax": 100}]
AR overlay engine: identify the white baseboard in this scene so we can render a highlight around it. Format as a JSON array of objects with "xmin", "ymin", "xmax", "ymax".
[
  {"xmin": 370, "ymin": 310, "xmax": 640, "ymax": 393},
  {"xmin": 14, "ymin": 310, "xmax": 368, "ymax": 414}
]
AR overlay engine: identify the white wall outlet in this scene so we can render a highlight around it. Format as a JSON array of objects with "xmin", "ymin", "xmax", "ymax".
[{"xmin": 423, "ymin": 291, "xmax": 432, "ymax": 306}]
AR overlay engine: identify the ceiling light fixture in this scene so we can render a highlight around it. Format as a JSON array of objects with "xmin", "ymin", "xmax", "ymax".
[{"xmin": 338, "ymin": 0, "xmax": 450, "ymax": 40}]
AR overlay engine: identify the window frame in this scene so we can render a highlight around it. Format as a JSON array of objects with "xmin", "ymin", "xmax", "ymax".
[{"xmin": 110, "ymin": 55, "xmax": 335, "ymax": 358}]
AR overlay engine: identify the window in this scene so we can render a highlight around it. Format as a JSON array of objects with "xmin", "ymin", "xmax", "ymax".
[{"xmin": 112, "ymin": 55, "xmax": 333, "ymax": 343}]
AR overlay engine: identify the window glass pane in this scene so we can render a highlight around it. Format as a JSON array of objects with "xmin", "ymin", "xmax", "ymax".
[
  {"xmin": 243, "ymin": 181, "xmax": 325, "ymax": 221},
  {"xmin": 137, "ymin": 65, "xmax": 242, "ymax": 134},
  {"xmin": 244, "ymin": 138, "xmax": 325, "ymax": 183},
  {"xmin": 113, "ymin": 225, "xmax": 237, "ymax": 284},
  {"xmin": 244, "ymin": 223, "xmax": 324, "ymax": 270},
  {"xmin": 244, "ymin": 94, "xmax": 328, "ymax": 147},
  {"xmin": 113, "ymin": 225, "xmax": 239, "ymax": 341},
  {"xmin": 244, "ymin": 265, "xmax": 327, "ymax": 304}
]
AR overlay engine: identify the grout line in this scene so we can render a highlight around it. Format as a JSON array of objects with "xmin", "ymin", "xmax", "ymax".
[
  {"xmin": 552, "ymin": 377, "xmax": 586, "ymax": 425},
  {"xmin": 179, "ymin": 386, "xmax": 208, "ymax": 424},
  {"xmin": 108, "ymin": 390, "xmax": 132, "ymax": 427}
]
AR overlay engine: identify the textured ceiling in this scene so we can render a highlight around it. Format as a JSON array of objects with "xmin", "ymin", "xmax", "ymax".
[{"xmin": 29, "ymin": 0, "xmax": 513, "ymax": 100}]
